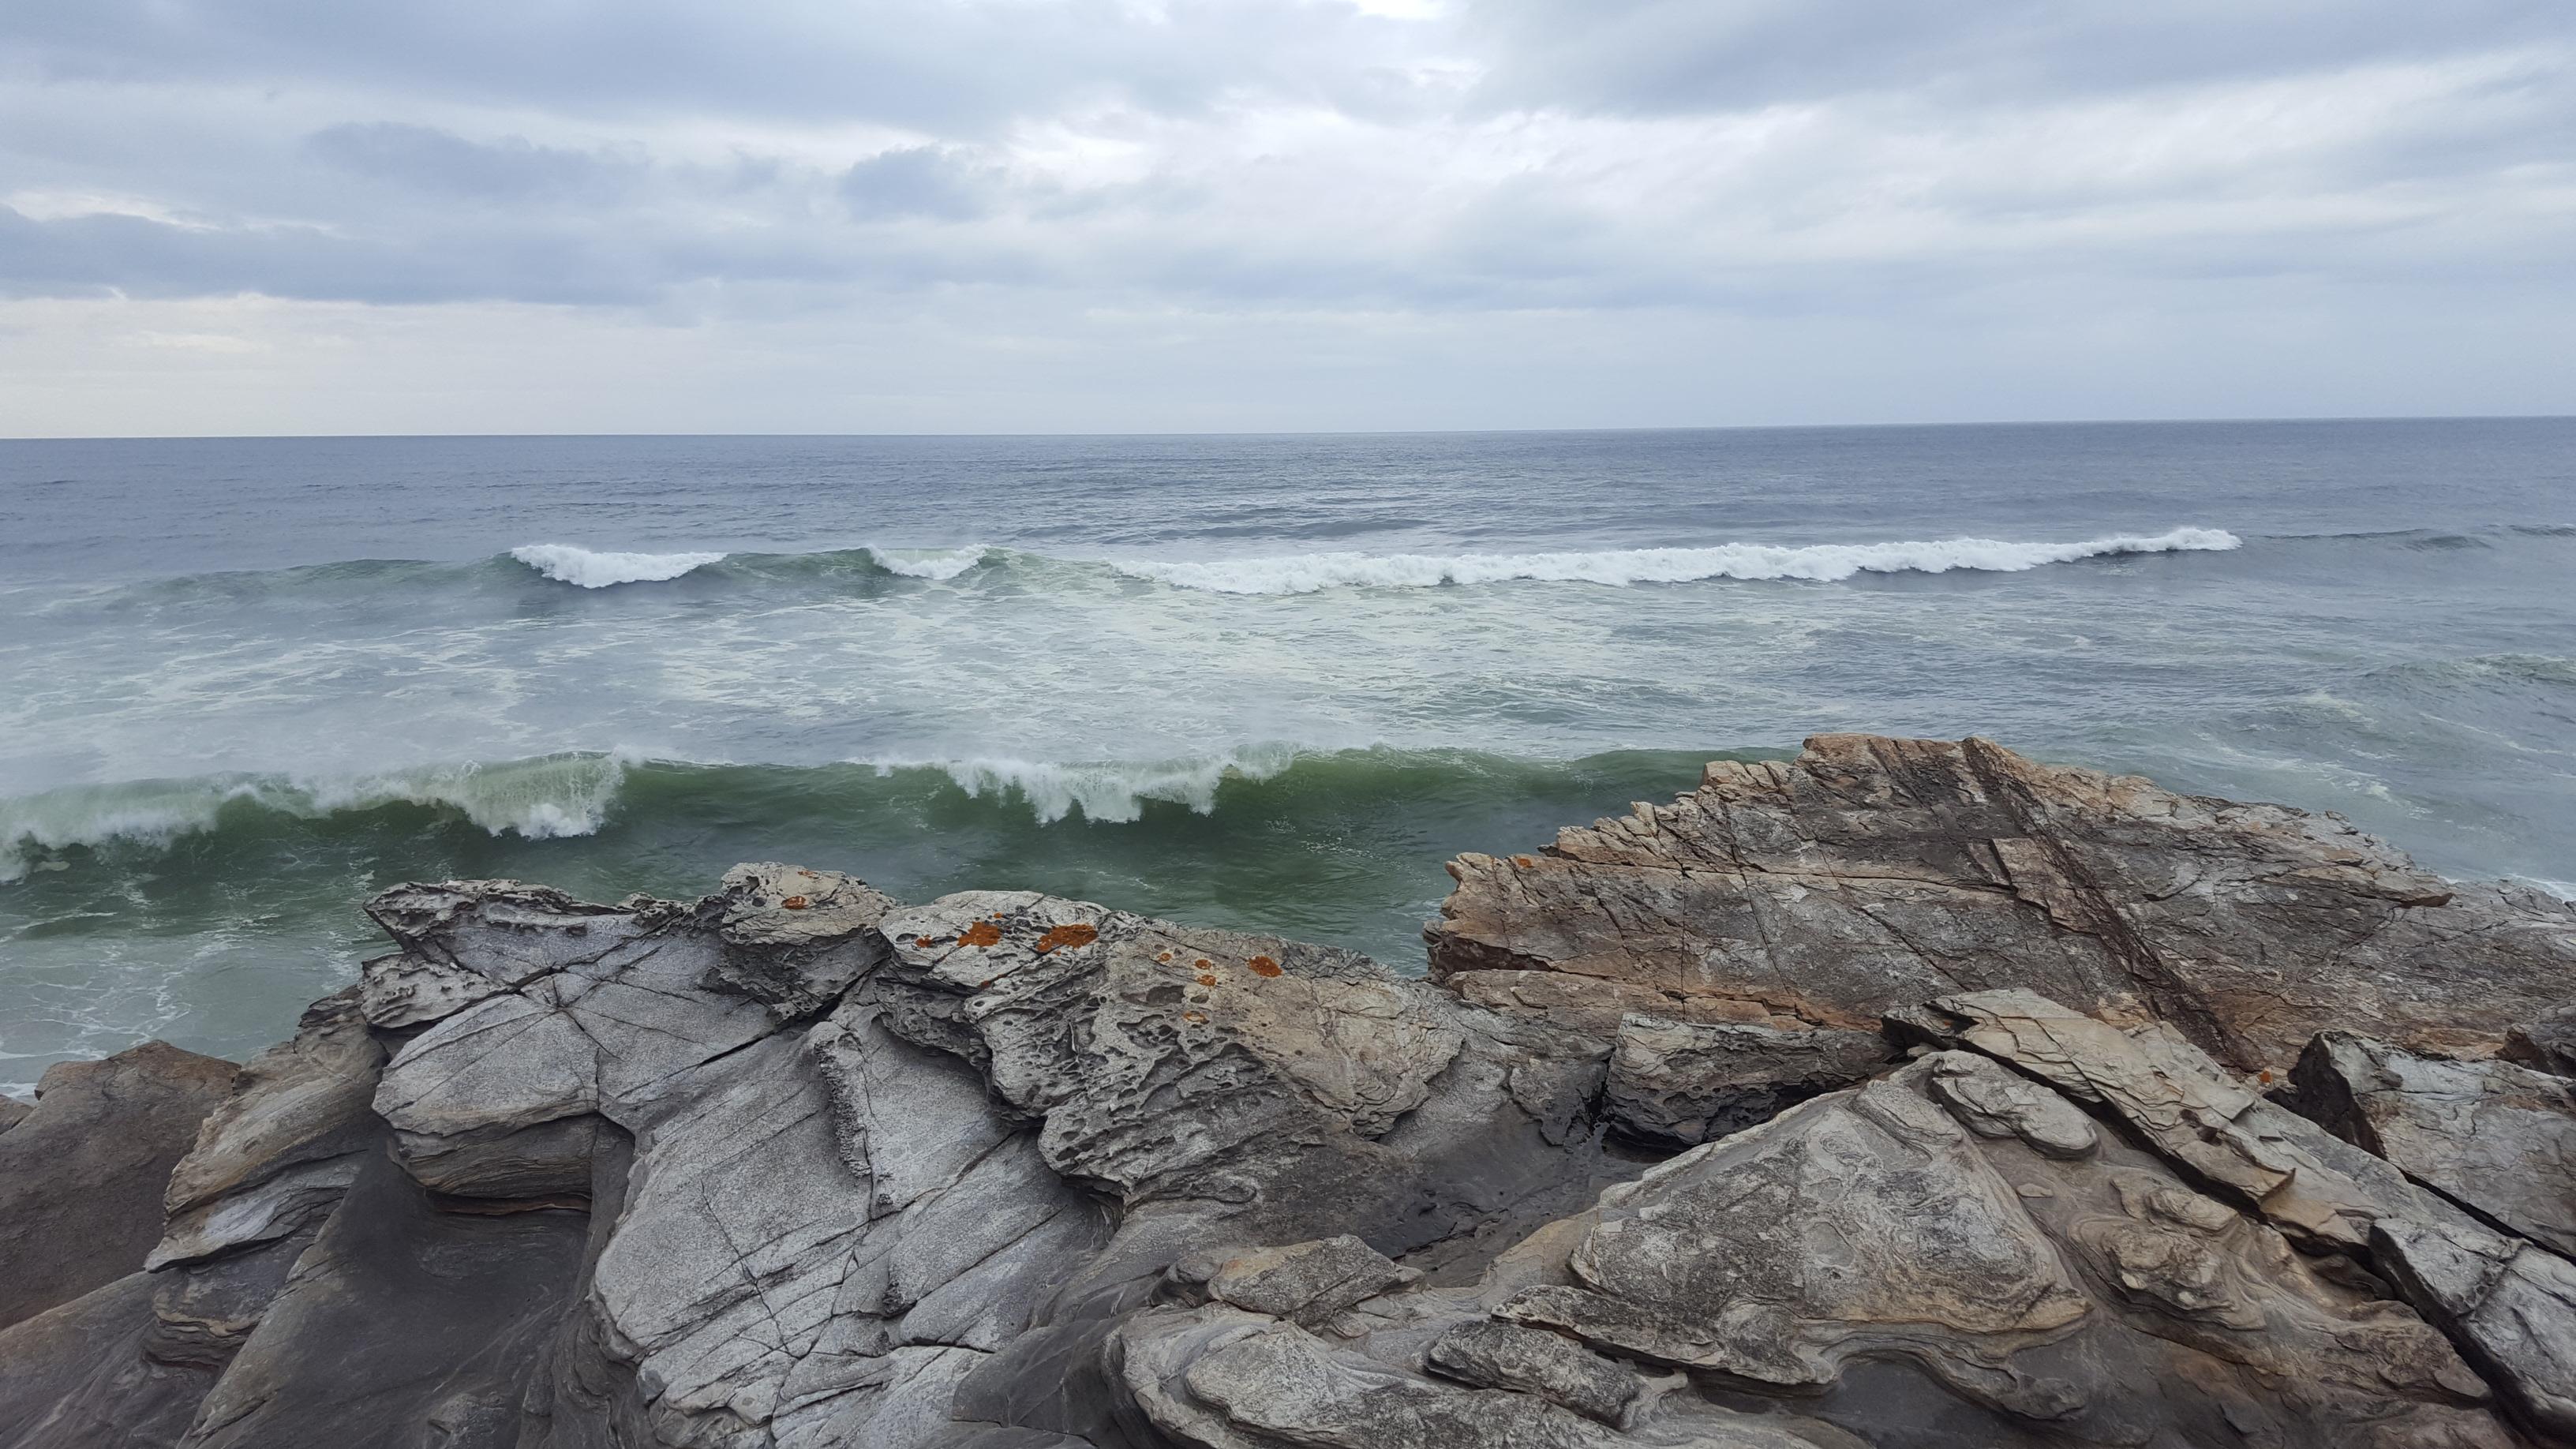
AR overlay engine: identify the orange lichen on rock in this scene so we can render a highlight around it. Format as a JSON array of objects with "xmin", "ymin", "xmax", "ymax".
[
  {"xmin": 1182, "ymin": 1010, "xmax": 1207, "ymax": 1024},
  {"xmin": 957, "ymin": 919, "xmax": 1004, "ymax": 948},
  {"xmin": 1195, "ymin": 974, "xmax": 1219, "ymax": 987},
  {"xmin": 781, "ymin": 896, "xmax": 810, "ymax": 910},
  {"xmin": 1246, "ymin": 955, "xmax": 1282, "ymax": 978},
  {"xmin": 1193, "ymin": 959, "xmax": 1213, "ymax": 971},
  {"xmin": 1035, "ymin": 922, "xmax": 1099, "ymax": 954},
  {"xmin": 1513, "ymin": 856, "xmax": 1536, "ymax": 869}
]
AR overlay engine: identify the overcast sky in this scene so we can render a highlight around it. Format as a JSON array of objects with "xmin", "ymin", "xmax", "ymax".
[{"xmin": 3, "ymin": 1, "xmax": 2570, "ymax": 435}]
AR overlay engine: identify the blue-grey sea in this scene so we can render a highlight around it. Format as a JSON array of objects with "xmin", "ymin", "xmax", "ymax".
[{"xmin": 2, "ymin": 420, "xmax": 2571, "ymax": 1090}]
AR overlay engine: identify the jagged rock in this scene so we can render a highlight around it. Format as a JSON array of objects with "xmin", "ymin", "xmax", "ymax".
[
  {"xmin": 152, "ymin": 990, "xmax": 385, "ymax": 1268},
  {"xmin": 2503, "ymin": 1004, "xmax": 2576, "ymax": 1078},
  {"xmin": 2375, "ymin": 1217, "xmax": 2576, "ymax": 1438},
  {"xmin": 0, "ymin": 1039, "xmax": 236, "ymax": 1331},
  {"xmin": 0, "ymin": 1095, "xmax": 30, "ymax": 1134},
  {"xmin": 697, "ymin": 862, "xmax": 897, "ymax": 1019},
  {"xmin": 1428, "ymin": 735, "xmax": 2576, "ymax": 1073},
  {"xmin": 357, "ymin": 950, "xmax": 502, "ymax": 1030},
  {"xmin": 1911, "ymin": 988, "xmax": 2408, "ymax": 1250},
  {"xmin": 2291, "ymin": 1032, "xmax": 2576, "ymax": 1256},
  {"xmin": 1118, "ymin": 1308, "xmax": 1837, "ymax": 1449},
  {"xmin": 1602, "ymin": 1016, "xmax": 1889, "ymax": 1144},
  {"xmin": 1421, "ymin": 1320, "xmax": 1673, "ymax": 1428},
  {"xmin": 11, "ymin": 740, "xmax": 2575, "ymax": 1449},
  {"xmin": 1202, "ymin": 1237, "xmax": 1421, "ymax": 1326},
  {"xmin": 874, "ymin": 891, "xmax": 1466, "ymax": 1204}
]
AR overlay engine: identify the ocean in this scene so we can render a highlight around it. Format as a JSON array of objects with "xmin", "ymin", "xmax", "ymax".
[{"xmin": 3, "ymin": 420, "xmax": 2571, "ymax": 1092}]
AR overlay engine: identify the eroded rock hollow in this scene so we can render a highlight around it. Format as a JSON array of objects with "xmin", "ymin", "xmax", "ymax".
[{"xmin": 5, "ymin": 736, "xmax": 2575, "ymax": 1448}]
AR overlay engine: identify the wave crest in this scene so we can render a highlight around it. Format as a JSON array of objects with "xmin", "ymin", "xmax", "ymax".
[
  {"xmin": 1107, "ymin": 527, "xmax": 2241, "ymax": 595},
  {"xmin": 509, "ymin": 544, "xmax": 727, "ymax": 588},
  {"xmin": 0, "ymin": 752, "xmax": 637, "ymax": 882},
  {"xmin": 878, "ymin": 743, "xmax": 1305, "ymax": 824},
  {"xmin": 863, "ymin": 545, "xmax": 989, "ymax": 582}
]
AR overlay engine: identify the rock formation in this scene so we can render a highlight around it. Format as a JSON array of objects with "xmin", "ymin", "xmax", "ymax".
[{"xmin": 2, "ymin": 737, "xmax": 2574, "ymax": 1449}]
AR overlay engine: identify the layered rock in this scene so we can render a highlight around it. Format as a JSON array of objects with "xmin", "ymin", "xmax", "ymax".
[
  {"xmin": 1428, "ymin": 733, "xmax": 2576, "ymax": 1073},
  {"xmin": 4, "ymin": 736, "xmax": 2575, "ymax": 1449}
]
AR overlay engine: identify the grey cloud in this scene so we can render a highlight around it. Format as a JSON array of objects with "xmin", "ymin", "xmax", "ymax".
[
  {"xmin": 307, "ymin": 122, "xmax": 635, "ymax": 201},
  {"xmin": 1466, "ymin": 0, "xmax": 2574, "ymax": 115},
  {"xmin": 841, "ymin": 148, "xmax": 994, "ymax": 222},
  {"xmin": 3, "ymin": 0, "xmax": 1420, "ymax": 134}
]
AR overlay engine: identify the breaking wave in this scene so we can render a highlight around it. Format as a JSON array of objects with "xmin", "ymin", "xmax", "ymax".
[
  {"xmin": 1103, "ymin": 527, "xmax": 2242, "ymax": 595},
  {"xmin": 509, "ymin": 544, "xmax": 727, "ymax": 587},
  {"xmin": 0, "ymin": 744, "xmax": 1743, "ymax": 884},
  {"xmin": 1, "ymin": 752, "xmax": 642, "ymax": 882},
  {"xmin": 862, "ymin": 545, "xmax": 989, "ymax": 581}
]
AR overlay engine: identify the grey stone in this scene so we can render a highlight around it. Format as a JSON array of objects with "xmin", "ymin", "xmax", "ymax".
[
  {"xmin": 0, "ymin": 1095, "xmax": 29, "ymax": 1134},
  {"xmin": 0, "ymin": 1039, "xmax": 236, "ymax": 1331},
  {"xmin": 2376, "ymin": 1217, "xmax": 2576, "ymax": 1439},
  {"xmin": 1204, "ymin": 1236, "xmax": 1421, "ymax": 1326},
  {"xmin": 2290, "ymin": 1032, "xmax": 2576, "ymax": 1256},
  {"xmin": 1421, "ymin": 1320, "xmax": 1670, "ymax": 1427},
  {"xmin": 1602, "ymin": 1014, "xmax": 1889, "ymax": 1144},
  {"xmin": 0, "ymin": 1273, "xmax": 218, "ymax": 1449},
  {"xmin": 2503, "ymin": 1003, "xmax": 2576, "ymax": 1078},
  {"xmin": 1428, "ymin": 735, "xmax": 2576, "ymax": 1073},
  {"xmin": 875, "ymin": 891, "xmax": 1466, "ymax": 1202},
  {"xmin": 695, "ymin": 861, "xmax": 897, "ymax": 1020}
]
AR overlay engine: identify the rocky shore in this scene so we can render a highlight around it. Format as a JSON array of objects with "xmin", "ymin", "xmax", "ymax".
[{"xmin": 5, "ymin": 735, "xmax": 2575, "ymax": 1448}]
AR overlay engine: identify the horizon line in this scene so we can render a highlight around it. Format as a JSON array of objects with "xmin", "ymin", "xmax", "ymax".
[{"xmin": 5, "ymin": 412, "xmax": 2574, "ymax": 445}]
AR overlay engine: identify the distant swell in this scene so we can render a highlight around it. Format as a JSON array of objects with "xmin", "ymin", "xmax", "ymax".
[
  {"xmin": 1105, "ymin": 526, "xmax": 2243, "ymax": 595},
  {"xmin": 510, "ymin": 544, "xmax": 726, "ymax": 587}
]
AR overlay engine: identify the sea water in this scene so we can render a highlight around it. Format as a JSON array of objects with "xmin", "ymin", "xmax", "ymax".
[{"xmin": 2, "ymin": 420, "xmax": 2570, "ymax": 1089}]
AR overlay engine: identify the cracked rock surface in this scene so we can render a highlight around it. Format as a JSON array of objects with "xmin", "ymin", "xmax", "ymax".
[
  {"xmin": 1428, "ymin": 733, "xmax": 2576, "ymax": 1073},
  {"xmin": 4, "ymin": 735, "xmax": 2575, "ymax": 1449}
]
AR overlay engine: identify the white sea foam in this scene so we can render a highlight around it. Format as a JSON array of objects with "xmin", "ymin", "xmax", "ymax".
[
  {"xmin": 865, "ymin": 545, "xmax": 990, "ymax": 581},
  {"xmin": 509, "ymin": 543, "xmax": 727, "ymax": 588},
  {"xmin": 1107, "ymin": 526, "xmax": 2243, "ymax": 595},
  {"xmin": 871, "ymin": 743, "xmax": 1305, "ymax": 823}
]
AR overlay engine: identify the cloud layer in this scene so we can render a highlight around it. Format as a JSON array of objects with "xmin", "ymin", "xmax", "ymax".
[{"xmin": 3, "ymin": 0, "xmax": 2570, "ymax": 432}]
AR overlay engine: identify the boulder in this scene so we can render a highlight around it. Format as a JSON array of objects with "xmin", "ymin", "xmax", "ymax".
[{"xmin": 0, "ymin": 1039, "xmax": 236, "ymax": 1330}]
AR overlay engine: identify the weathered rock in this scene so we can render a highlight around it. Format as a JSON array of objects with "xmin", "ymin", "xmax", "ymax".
[
  {"xmin": 13, "ymin": 739, "xmax": 2576, "ymax": 1449},
  {"xmin": 179, "ymin": 1150, "xmax": 593, "ymax": 1449},
  {"xmin": 2503, "ymin": 1004, "xmax": 2576, "ymax": 1078},
  {"xmin": 1499, "ymin": 1077, "xmax": 2095, "ymax": 1400},
  {"xmin": 0, "ymin": 1039, "xmax": 236, "ymax": 1330},
  {"xmin": 0, "ymin": 1273, "xmax": 221, "ymax": 1449},
  {"xmin": 0, "ymin": 1095, "xmax": 30, "ymax": 1134},
  {"xmin": 696, "ymin": 861, "xmax": 897, "ymax": 1020},
  {"xmin": 1118, "ymin": 1308, "xmax": 1836, "ymax": 1449},
  {"xmin": 1429, "ymin": 735, "xmax": 2576, "ymax": 1073},
  {"xmin": 2375, "ymin": 1217, "xmax": 2576, "ymax": 1439},
  {"xmin": 1602, "ymin": 1015, "xmax": 1889, "ymax": 1145},
  {"xmin": 1202, "ymin": 1236, "xmax": 1421, "ymax": 1326},
  {"xmin": 874, "ymin": 891, "xmax": 1466, "ymax": 1205},
  {"xmin": 2291, "ymin": 1032, "xmax": 2576, "ymax": 1256},
  {"xmin": 152, "ymin": 989, "xmax": 386, "ymax": 1268},
  {"xmin": 1421, "ymin": 1320, "xmax": 1673, "ymax": 1428}
]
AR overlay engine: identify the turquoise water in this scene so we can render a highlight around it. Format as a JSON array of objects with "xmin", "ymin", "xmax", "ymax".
[{"xmin": 3, "ymin": 421, "xmax": 2571, "ymax": 1088}]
